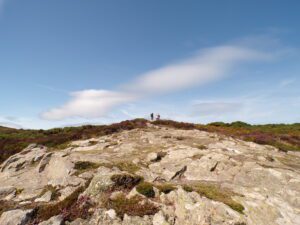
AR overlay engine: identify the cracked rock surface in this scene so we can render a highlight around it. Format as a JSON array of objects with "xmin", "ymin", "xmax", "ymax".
[{"xmin": 0, "ymin": 124, "xmax": 299, "ymax": 225}]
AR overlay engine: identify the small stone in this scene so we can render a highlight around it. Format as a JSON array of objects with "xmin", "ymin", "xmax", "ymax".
[
  {"xmin": 105, "ymin": 209, "xmax": 117, "ymax": 219},
  {"xmin": 35, "ymin": 191, "xmax": 52, "ymax": 202},
  {"xmin": 39, "ymin": 215, "xmax": 63, "ymax": 225},
  {"xmin": 147, "ymin": 152, "xmax": 158, "ymax": 162}
]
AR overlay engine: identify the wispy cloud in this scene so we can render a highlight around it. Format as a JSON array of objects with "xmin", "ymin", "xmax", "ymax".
[
  {"xmin": 41, "ymin": 90, "xmax": 136, "ymax": 120},
  {"xmin": 279, "ymin": 78, "xmax": 296, "ymax": 87},
  {"xmin": 191, "ymin": 102, "xmax": 243, "ymax": 116},
  {"xmin": 41, "ymin": 42, "xmax": 278, "ymax": 121},
  {"xmin": 126, "ymin": 46, "xmax": 272, "ymax": 95}
]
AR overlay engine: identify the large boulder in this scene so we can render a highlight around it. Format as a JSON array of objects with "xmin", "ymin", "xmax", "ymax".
[{"xmin": 0, "ymin": 209, "xmax": 34, "ymax": 225}]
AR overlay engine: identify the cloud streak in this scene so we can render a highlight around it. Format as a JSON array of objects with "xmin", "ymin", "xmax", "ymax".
[
  {"xmin": 191, "ymin": 102, "xmax": 243, "ymax": 116},
  {"xmin": 42, "ymin": 90, "xmax": 136, "ymax": 120},
  {"xmin": 41, "ymin": 44, "xmax": 275, "ymax": 120},
  {"xmin": 128, "ymin": 46, "xmax": 271, "ymax": 94}
]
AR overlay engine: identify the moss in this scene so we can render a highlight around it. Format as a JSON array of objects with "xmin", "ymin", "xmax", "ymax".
[
  {"xmin": 114, "ymin": 161, "xmax": 140, "ymax": 174},
  {"xmin": 73, "ymin": 161, "xmax": 101, "ymax": 176},
  {"xmin": 183, "ymin": 183, "xmax": 244, "ymax": 214},
  {"xmin": 136, "ymin": 182, "xmax": 155, "ymax": 198},
  {"xmin": 196, "ymin": 145, "xmax": 207, "ymax": 150},
  {"xmin": 183, "ymin": 185, "xmax": 193, "ymax": 192},
  {"xmin": 111, "ymin": 174, "xmax": 143, "ymax": 189},
  {"xmin": 155, "ymin": 183, "xmax": 177, "ymax": 194},
  {"xmin": 15, "ymin": 188, "xmax": 24, "ymax": 195},
  {"xmin": 103, "ymin": 194, "xmax": 158, "ymax": 219}
]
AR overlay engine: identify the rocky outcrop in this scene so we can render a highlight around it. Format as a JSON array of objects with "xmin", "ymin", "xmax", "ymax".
[
  {"xmin": 0, "ymin": 209, "xmax": 33, "ymax": 225},
  {"xmin": 0, "ymin": 124, "xmax": 299, "ymax": 224}
]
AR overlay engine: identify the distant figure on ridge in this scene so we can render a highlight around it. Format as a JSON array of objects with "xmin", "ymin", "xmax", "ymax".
[
  {"xmin": 156, "ymin": 114, "xmax": 160, "ymax": 120},
  {"xmin": 150, "ymin": 113, "xmax": 154, "ymax": 121}
]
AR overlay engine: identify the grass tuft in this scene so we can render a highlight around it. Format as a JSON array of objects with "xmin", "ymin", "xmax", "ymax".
[
  {"xmin": 136, "ymin": 182, "xmax": 155, "ymax": 198},
  {"xmin": 183, "ymin": 183, "xmax": 244, "ymax": 214},
  {"xmin": 111, "ymin": 174, "xmax": 143, "ymax": 189},
  {"xmin": 102, "ymin": 194, "xmax": 158, "ymax": 219},
  {"xmin": 156, "ymin": 183, "xmax": 177, "ymax": 194}
]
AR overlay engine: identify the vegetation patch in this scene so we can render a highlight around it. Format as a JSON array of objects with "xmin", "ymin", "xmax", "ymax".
[
  {"xmin": 196, "ymin": 144, "xmax": 207, "ymax": 150},
  {"xmin": 111, "ymin": 174, "xmax": 143, "ymax": 189},
  {"xmin": 0, "ymin": 119, "xmax": 148, "ymax": 164},
  {"xmin": 74, "ymin": 161, "xmax": 101, "ymax": 176},
  {"xmin": 102, "ymin": 194, "xmax": 158, "ymax": 219},
  {"xmin": 15, "ymin": 188, "xmax": 24, "ymax": 196},
  {"xmin": 114, "ymin": 161, "xmax": 140, "ymax": 174},
  {"xmin": 153, "ymin": 120, "xmax": 300, "ymax": 153},
  {"xmin": 61, "ymin": 195, "xmax": 94, "ymax": 222},
  {"xmin": 27, "ymin": 179, "xmax": 92, "ymax": 223},
  {"xmin": 136, "ymin": 182, "xmax": 155, "ymax": 198},
  {"xmin": 151, "ymin": 151, "xmax": 167, "ymax": 162},
  {"xmin": 183, "ymin": 183, "xmax": 244, "ymax": 213},
  {"xmin": 155, "ymin": 183, "xmax": 177, "ymax": 194}
]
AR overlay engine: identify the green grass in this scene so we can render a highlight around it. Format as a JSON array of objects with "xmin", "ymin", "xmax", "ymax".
[
  {"xmin": 136, "ymin": 182, "xmax": 155, "ymax": 198},
  {"xmin": 102, "ymin": 194, "xmax": 158, "ymax": 219},
  {"xmin": 114, "ymin": 161, "xmax": 140, "ymax": 174},
  {"xmin": 73, "ymin": 161, "xmax": 102, "ymax": 176},
  {"xmin": 110, "ymin": 173, "xmax": 143, "ymax": 189},
  {"xmin": 183, "ymin": 182, "xmax": 244, "ymax": 214},
  {"xmin": 155, "ymin": 183, "xmax": 177, "ymax": 194},
  {"xmin": 153, "ymin": 120, "xmax": 300, "ymax": 153},
  {"xmin": 0, "ymin": 119, "xmax": 148, "ymax": 164}
]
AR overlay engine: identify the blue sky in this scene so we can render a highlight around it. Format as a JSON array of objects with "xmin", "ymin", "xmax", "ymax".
[{"xmin": 0, "ymin": 0, "xmax": 300, "ymax": 129}]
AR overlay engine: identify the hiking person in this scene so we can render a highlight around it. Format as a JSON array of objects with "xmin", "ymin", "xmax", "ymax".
[
  {"xmin": 150, "ymin": 113, "xmax": 154, "ymax": 121},
  {"xmin": 156, "ymin": 114, "xmax": 160, "ymax": 120}
]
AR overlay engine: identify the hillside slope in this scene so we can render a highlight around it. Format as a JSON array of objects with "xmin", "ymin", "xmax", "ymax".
[
  {"xmin": 0, "ymin": 122, "xmax": 299, "ymax": 224},
  {"xmin": 1, "ymin": 119, "xmax": 299, "ymax": 165}
]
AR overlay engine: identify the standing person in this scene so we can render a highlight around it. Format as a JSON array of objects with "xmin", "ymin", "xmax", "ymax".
[
  {"xmin": 150, "ymin": 113, "xmax": 154, "ymax": 121},
  {"xmin": 156, "ymin": 114, "xmax": 160, "ymax": 120}
]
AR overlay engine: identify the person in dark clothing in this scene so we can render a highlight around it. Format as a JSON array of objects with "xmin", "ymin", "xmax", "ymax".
[{"xmin": 150, "ymin": 113, "xmax": 154, "ymax": 121}]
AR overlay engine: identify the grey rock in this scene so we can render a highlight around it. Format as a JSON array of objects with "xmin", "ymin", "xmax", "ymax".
[
  {"xmin": 0, "ymin": 209, "xmax": 33, "ymax": 225},
  {"xmin": 39, "ymin": 215, "xmax": 64, "ymax": 225}
]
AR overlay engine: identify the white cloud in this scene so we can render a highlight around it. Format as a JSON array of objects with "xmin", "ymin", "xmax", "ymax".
[
  {"xmin": 127, "ymin": 46, "xmax": 271, "ymax": 94},
  {"xmin": 279, "ymin": 78, "xmax": 296, "ymax": 87},
  {"xmin": 41, "ymin": 89, "xmax": 136, "ymax": 120},
  {"xmin": 191, "ymin": 102, "xmax": 243, "ymax": 116},
  {"xmin": 42, "ymin": 44, "xmax": 275, "ymax": 121}
]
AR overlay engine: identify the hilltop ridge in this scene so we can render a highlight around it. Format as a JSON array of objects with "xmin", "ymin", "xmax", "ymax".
[{"xmin": 1, "ymin": 119, "xmax": 299, "ymax": 164}]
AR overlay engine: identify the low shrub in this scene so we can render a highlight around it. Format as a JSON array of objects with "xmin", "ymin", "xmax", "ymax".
[
  {"xmin": 73, "ymin": 161, "xmax": 101, "ymax": 176},
  {"xmin": 103, "ymin": 194, "xmax": 158, "ymax": 219},
  {"xmin": 136, "ymin": 182, "xmax": 155, "ymax": 198},
  {"xmin": 114, "ymin": 161, "xmax": 140, "ymax": 174},
  {"xmin": 155, "ymin": 183, "xmax": 176, "ymax": 194},
  {"xmin": 183, "ymin": 183, "xmax": 244, "ymax": 214},
  {"xmin": 61, "ymin": 195, "xmax": 94, "ymax": 222},
  {"xmin": 111, "ymin": 174, "xmax": 143, "ymax": 189}
]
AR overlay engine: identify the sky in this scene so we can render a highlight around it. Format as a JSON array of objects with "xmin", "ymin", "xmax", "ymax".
[{"xmin": 0, "ymin": 0, "xmax": 300, "ymax": 129}]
